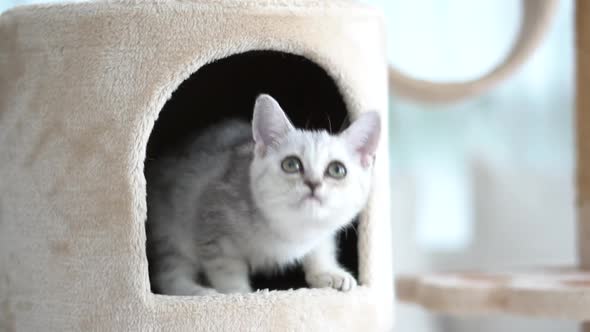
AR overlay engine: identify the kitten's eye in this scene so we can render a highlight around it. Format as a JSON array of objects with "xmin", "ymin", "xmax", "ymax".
[
  {"xmin": 281, "ymin": 156, "xmax": 303, "ymax": 174},
  {"xmin": 326, "ymin": 161, "xmax": 347, "ymax": 179}
]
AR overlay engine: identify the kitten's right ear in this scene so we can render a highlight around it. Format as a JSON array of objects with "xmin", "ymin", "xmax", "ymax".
[
  {"xmin": 341, "ymin": 111, "xmax": 381, "ymax": 168},
  {"xmin": 252, "ymin": 94, "xmax": 294, "ymax": 155}
]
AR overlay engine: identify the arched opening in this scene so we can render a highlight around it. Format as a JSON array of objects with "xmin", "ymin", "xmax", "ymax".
[{"xmin": 145, "ymin": 51, "xmax": 358, "ymax": 293}]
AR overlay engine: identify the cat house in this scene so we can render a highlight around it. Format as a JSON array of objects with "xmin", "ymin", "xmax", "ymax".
[
  {"xmin": 0, "ymin": 0, "xmax": 558, "ymax": 331},
  {"xmin": 0, "ymin": 1, "xmax": 393, "ymax": 330}
]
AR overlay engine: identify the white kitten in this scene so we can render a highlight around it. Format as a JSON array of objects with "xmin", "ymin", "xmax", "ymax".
[{"xmin": 146, "ymin": 94, "xmax": 380, "ymax": 295}]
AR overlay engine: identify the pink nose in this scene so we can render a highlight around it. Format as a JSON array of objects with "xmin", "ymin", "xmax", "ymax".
[{"xmin": 304, "ymin": 180, "xmax": 321, "ymax": 192}]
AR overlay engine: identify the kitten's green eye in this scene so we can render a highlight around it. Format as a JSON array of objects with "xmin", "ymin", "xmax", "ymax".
[
  {"xmin": 281, "ymin": 156, "xmax": 303, "ymax": 174},
  {"xmin": 326, "ymin": 161, "xmax": 347, "ymax": 179}
]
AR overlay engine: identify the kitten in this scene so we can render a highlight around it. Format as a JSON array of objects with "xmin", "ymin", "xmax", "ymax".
[{"xmin": 146, "ymin": 94, "xmax": 380, "ymax": 295}]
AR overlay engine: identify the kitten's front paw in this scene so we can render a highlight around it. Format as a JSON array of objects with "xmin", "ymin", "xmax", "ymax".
[{"xmin": 306, "ymin": 269, "xmax": 357, "ymax": 292}]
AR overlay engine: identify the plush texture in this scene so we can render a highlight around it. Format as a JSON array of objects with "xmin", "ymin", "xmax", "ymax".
[{"xmin": 0, "ymin": 0, "xmax": 392, "ymax": 331}]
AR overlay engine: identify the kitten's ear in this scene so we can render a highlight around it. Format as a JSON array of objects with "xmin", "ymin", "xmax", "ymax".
[
  {"xmin": 252, "ymin": 94, "xmax": 295, "ymax": 154},
  {"xmin": 341, "ymin": 111, "xmax": 381, "ymax": 168}
]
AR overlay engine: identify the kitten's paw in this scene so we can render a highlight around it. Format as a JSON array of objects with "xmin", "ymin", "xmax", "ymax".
[{"xmin": 306, "ymin": 269, "xmax": 357, "ymax": 292}]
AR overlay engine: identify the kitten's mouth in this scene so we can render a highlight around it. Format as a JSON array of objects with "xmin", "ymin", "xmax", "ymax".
[{"xmin": 301, "ymin": 193, "xmax": 323, "ymax": 205}]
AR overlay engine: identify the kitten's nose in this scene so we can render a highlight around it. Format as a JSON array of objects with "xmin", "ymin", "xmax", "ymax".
[{"xmin": 304, "ymin": 180, "xmax": 321, "ymax": 192}]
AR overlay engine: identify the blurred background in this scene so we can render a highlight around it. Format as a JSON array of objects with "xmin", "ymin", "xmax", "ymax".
[
  {"xmin": 361, "ymin": 0, "xmax": 577, "ymax": 331},
  {"xmin": 1, "ymin": 0, "xmax": 577, "ymax": 331}
]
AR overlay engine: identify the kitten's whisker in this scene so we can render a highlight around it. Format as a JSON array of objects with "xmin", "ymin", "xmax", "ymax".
[
  {"xmin": 305, "ymin": 115, "xmax": 312, "ymax": 130},
  {"xmin": 338, "ymin": 113, "xmax": 350, "ymax": 133},
  {"xmin": 326, "ymin": 114, "xmax": 333, "ymax": 133},
  {"xmin": 350, "ymin": 223, "xmax": 358, "ymax": 236},
  {"xmin": 340, "ymin": 222, "xmax": 358, "ymax": 238}
]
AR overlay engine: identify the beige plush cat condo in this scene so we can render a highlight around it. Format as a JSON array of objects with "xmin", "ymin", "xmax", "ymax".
[
  {"xmin": 0, "ymin": 0, "xmax": 562, "ymax": 331},
  {"xmin": 0, "ymin": 1, "xmax": 391, "ymax": 330}
]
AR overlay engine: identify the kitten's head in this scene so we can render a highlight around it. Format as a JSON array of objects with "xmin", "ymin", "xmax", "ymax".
[{"xmin": 250, "ymin": 94, "xmax": 380, "ymax": 237}]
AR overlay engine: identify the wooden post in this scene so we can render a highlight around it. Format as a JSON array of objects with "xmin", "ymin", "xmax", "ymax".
[
  {"xmin": 577, "ymin": 0, "xmax": 590, "ymax": 270},
  {"xmin": 577, "ymin": 0, "xmax": 590, "ymax": 330}
]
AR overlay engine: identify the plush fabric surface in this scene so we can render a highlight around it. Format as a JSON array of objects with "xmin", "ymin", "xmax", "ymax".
[{"xmin": 0, "ymin": 0, "xmax": 392, "ymax": 331}]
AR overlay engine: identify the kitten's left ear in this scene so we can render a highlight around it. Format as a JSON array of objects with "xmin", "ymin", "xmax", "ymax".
[{"xmin": 341, "ymin": 111, "xmax": 381, "ymax": 168}]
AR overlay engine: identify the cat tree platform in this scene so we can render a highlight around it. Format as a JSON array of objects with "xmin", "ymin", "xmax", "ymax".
[{"xmin": 397, "ymin": 266, "xmax": 590, "ymax": 320}]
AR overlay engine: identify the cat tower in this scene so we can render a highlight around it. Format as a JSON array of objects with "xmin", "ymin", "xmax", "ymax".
[{"xmin": 0, "ymin": 0, "xmax": 562, "ymax": 331}]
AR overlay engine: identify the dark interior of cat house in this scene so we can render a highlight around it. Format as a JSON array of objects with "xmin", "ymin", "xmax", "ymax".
[{"xmin": 145, "ymin": 50, "xmax": 359, "ymax": 293}]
